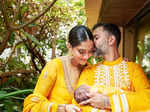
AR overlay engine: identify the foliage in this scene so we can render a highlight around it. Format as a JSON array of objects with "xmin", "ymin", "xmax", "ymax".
[
  {"xmin": 136, "ymin": 34, "xmax": 150, "ymax": 80},
  {"xmin": 0, "ymin": 0, "xmax": 86, "ymax": 111},
  {"xmin": 0, "ymin": 87, "xmax": 33, "ymax": 112}
]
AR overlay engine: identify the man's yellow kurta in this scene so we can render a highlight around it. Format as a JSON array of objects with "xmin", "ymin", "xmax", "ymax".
[
  {"xmin": 74, "ymin": 57, "xmax": 150, "ymax": 112},
  {"xmin": 23, "ymin": 58, "xmax": 73, "ymax": 112}
]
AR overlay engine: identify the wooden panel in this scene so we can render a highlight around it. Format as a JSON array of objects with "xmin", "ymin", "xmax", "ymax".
[
  {"xmin": 85, "ymin": 0, "xmax": 103, "ymax": 29},
  {"xmin": 99, "ymin": 0, "xmax": 149, "ymax": 26},
  {"xmin": 119, "ymin": 26, "xmax": 123, "ymax": 56},
  {"xmin": 123, "ymin": 26, "xmax": 137, "ymax": 61}
]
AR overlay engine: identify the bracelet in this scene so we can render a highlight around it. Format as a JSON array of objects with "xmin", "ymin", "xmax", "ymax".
[
  {"xmin": 104, "ymin": 98, "xmax": 111, "ymax": 110},
  {"xmin": 57, "ymin": 104, "xmax": 66, "ymax": 112}
]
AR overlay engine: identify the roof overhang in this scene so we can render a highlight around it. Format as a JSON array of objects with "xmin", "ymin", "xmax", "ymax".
[{"xmin": 85, "ymin": 0, "xmax": 150, "ymax": 28}]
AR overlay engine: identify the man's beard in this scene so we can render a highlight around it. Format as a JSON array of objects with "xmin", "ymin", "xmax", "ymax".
[
  {"xmin": 94, "ymin": 41, "xmax": 108, "ymax": 57},
  {"xmin": 94, "ymin": 47, "xmax": 105, "ymax": 57}
]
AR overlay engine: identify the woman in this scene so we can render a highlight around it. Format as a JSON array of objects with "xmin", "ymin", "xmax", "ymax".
[{"xmin": 23, "ymin": 25, "xmax": 94, "ymax": 112}]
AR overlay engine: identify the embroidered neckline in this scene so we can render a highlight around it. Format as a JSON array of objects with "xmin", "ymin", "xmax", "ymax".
[
  {"xmin": 94, "ymin": 60, "xmax": 130, "ymax": 88},
  {"xmin": 103, "ymin": 57, "xmax": 123, "ymax": 66}
]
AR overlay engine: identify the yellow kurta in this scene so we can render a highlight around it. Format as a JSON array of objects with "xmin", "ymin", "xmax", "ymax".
[
  {"xmin": 23, "ymin": 58, "xmax": 73, "ymax": 112},
  {"xmin": 74, "ymin": 57, "xmax": 150, "ymax": 112}
]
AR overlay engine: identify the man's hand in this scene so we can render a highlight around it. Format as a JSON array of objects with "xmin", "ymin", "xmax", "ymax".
[
  {"xmin": 79, "ymin": 92, "xmax": 111, "ymax": 110},
  {"xmin": 74, "ymin": 85, "xmax": 91, "ymax": 104}
]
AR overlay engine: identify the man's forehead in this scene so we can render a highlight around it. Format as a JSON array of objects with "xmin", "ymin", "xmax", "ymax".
[{"xmin": 93, "ymin": 26, "xmax": 104, "ymax": 33}]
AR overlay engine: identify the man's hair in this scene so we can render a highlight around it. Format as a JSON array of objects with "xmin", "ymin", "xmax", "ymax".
[
  {"xmin": 92, "ymin": 23, "xmax": 103, "ymax": 31},
  {"xmin": 92, "ymin": 23, "xmax": 121, "ymax": 47}
]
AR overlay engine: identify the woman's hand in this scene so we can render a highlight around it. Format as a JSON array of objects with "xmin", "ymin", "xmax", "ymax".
[{"xmin": 65, "ymin": 104, "xmax": 81, "ymax": 112}]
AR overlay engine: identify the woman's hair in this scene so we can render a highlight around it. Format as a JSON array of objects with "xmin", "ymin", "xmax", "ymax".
[{"xmin": 68, "ymin": 25, "xmax": 94, "ymax": 47}]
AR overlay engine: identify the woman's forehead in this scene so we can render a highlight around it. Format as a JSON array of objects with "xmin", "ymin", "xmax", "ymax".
[{"xmin": 74, "ymin": 40, "xmax": 94, "ymax": 50}]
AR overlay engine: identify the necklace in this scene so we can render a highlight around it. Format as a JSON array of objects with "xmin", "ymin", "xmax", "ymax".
[
  {"xmin": 68, "ymin": 57, "xmax": 81, "ymax": 88},
  {"xmin": 62, "ymin": 56, "xmax": 81, "ymax": 96},
  {"xmin": 67, "ymin": 57, "xmax": 81, "ymax": 88}
]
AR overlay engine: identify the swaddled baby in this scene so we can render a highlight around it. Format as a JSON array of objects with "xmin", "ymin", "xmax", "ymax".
[{"xmin": 74, "ymin": 84, "xmax": 123, "ymax": 104}]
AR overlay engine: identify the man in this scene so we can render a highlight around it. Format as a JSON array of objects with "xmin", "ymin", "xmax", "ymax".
[{"xmin": 73, "ymin": 23, "xmax": 150, "ymax": 112}]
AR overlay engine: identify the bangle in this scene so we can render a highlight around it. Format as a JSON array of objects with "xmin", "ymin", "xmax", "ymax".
[
  {"xmin": 104, "ymin": 98, "xmax": 111, "ymax": 110},
  {"xmin": 57, "ymin": 104, "xmax": 66, "ymax": 112}
]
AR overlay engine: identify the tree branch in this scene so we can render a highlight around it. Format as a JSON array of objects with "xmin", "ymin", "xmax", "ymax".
[
  {"xmin": 21, "ymin": 35, "xmax": 41, "ymax": 72},
  {"xmin": 0, "ymin": 31, "xmax": 12, "ymax": 55},
  {"xmin": 11, "ymin": 0, "xmax": 58, "ymax": 31},
  {"xmin": 36, "ymin": 19, "xmax": 51, "ymax": 40},
  {"xmin": 0, "ymin": 69, "xmax": 36, "ymax": 78},
  {"xmin": 26, "ymin": 37, "xmax": 46, "ymax": 68},
  {"xmin": 5, "ymin": 41, "xmax": 23, "ymax": 65},
  {"xmin": 1, "ymin": 0, "xmax": 10, "ymax": 30},
  {"xmin": 52, "ymin": 36, "xmax": 56, "ymax": 59},
  {"xmin": 0, "ymin": 0, "xmax": 13, "ymax": 55}
]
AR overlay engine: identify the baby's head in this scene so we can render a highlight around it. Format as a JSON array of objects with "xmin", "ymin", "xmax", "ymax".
[{"xmin": 74, "ymin": 85, "xmax": 90, "ymax": 104}]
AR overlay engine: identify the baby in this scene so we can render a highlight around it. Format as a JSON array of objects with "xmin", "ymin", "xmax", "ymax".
[
  {"xmin": 74, "ymin": 85, "xmax": 91, "ymax": 104},
  {"xmin": 74, "ymin": 84, "xmax": 123, "ymax": 104}
]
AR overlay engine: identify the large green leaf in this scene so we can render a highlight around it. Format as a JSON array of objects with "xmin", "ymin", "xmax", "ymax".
[
  {"xmin": 0, "ymin": 91, "xmax": 7, "ymax": 96},
  {"xmin": 0, "ymin": 89, "xmax": 33, "ymax": 100}
]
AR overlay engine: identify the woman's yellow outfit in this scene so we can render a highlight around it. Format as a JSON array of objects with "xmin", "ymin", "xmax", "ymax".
[
  {"xmin": 73, "ymin": 57, "xmax": 150, "ymax": 112},
  {"xmin": 23, "ymin": 57, "xmax": 75, "ymax": 112}
]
